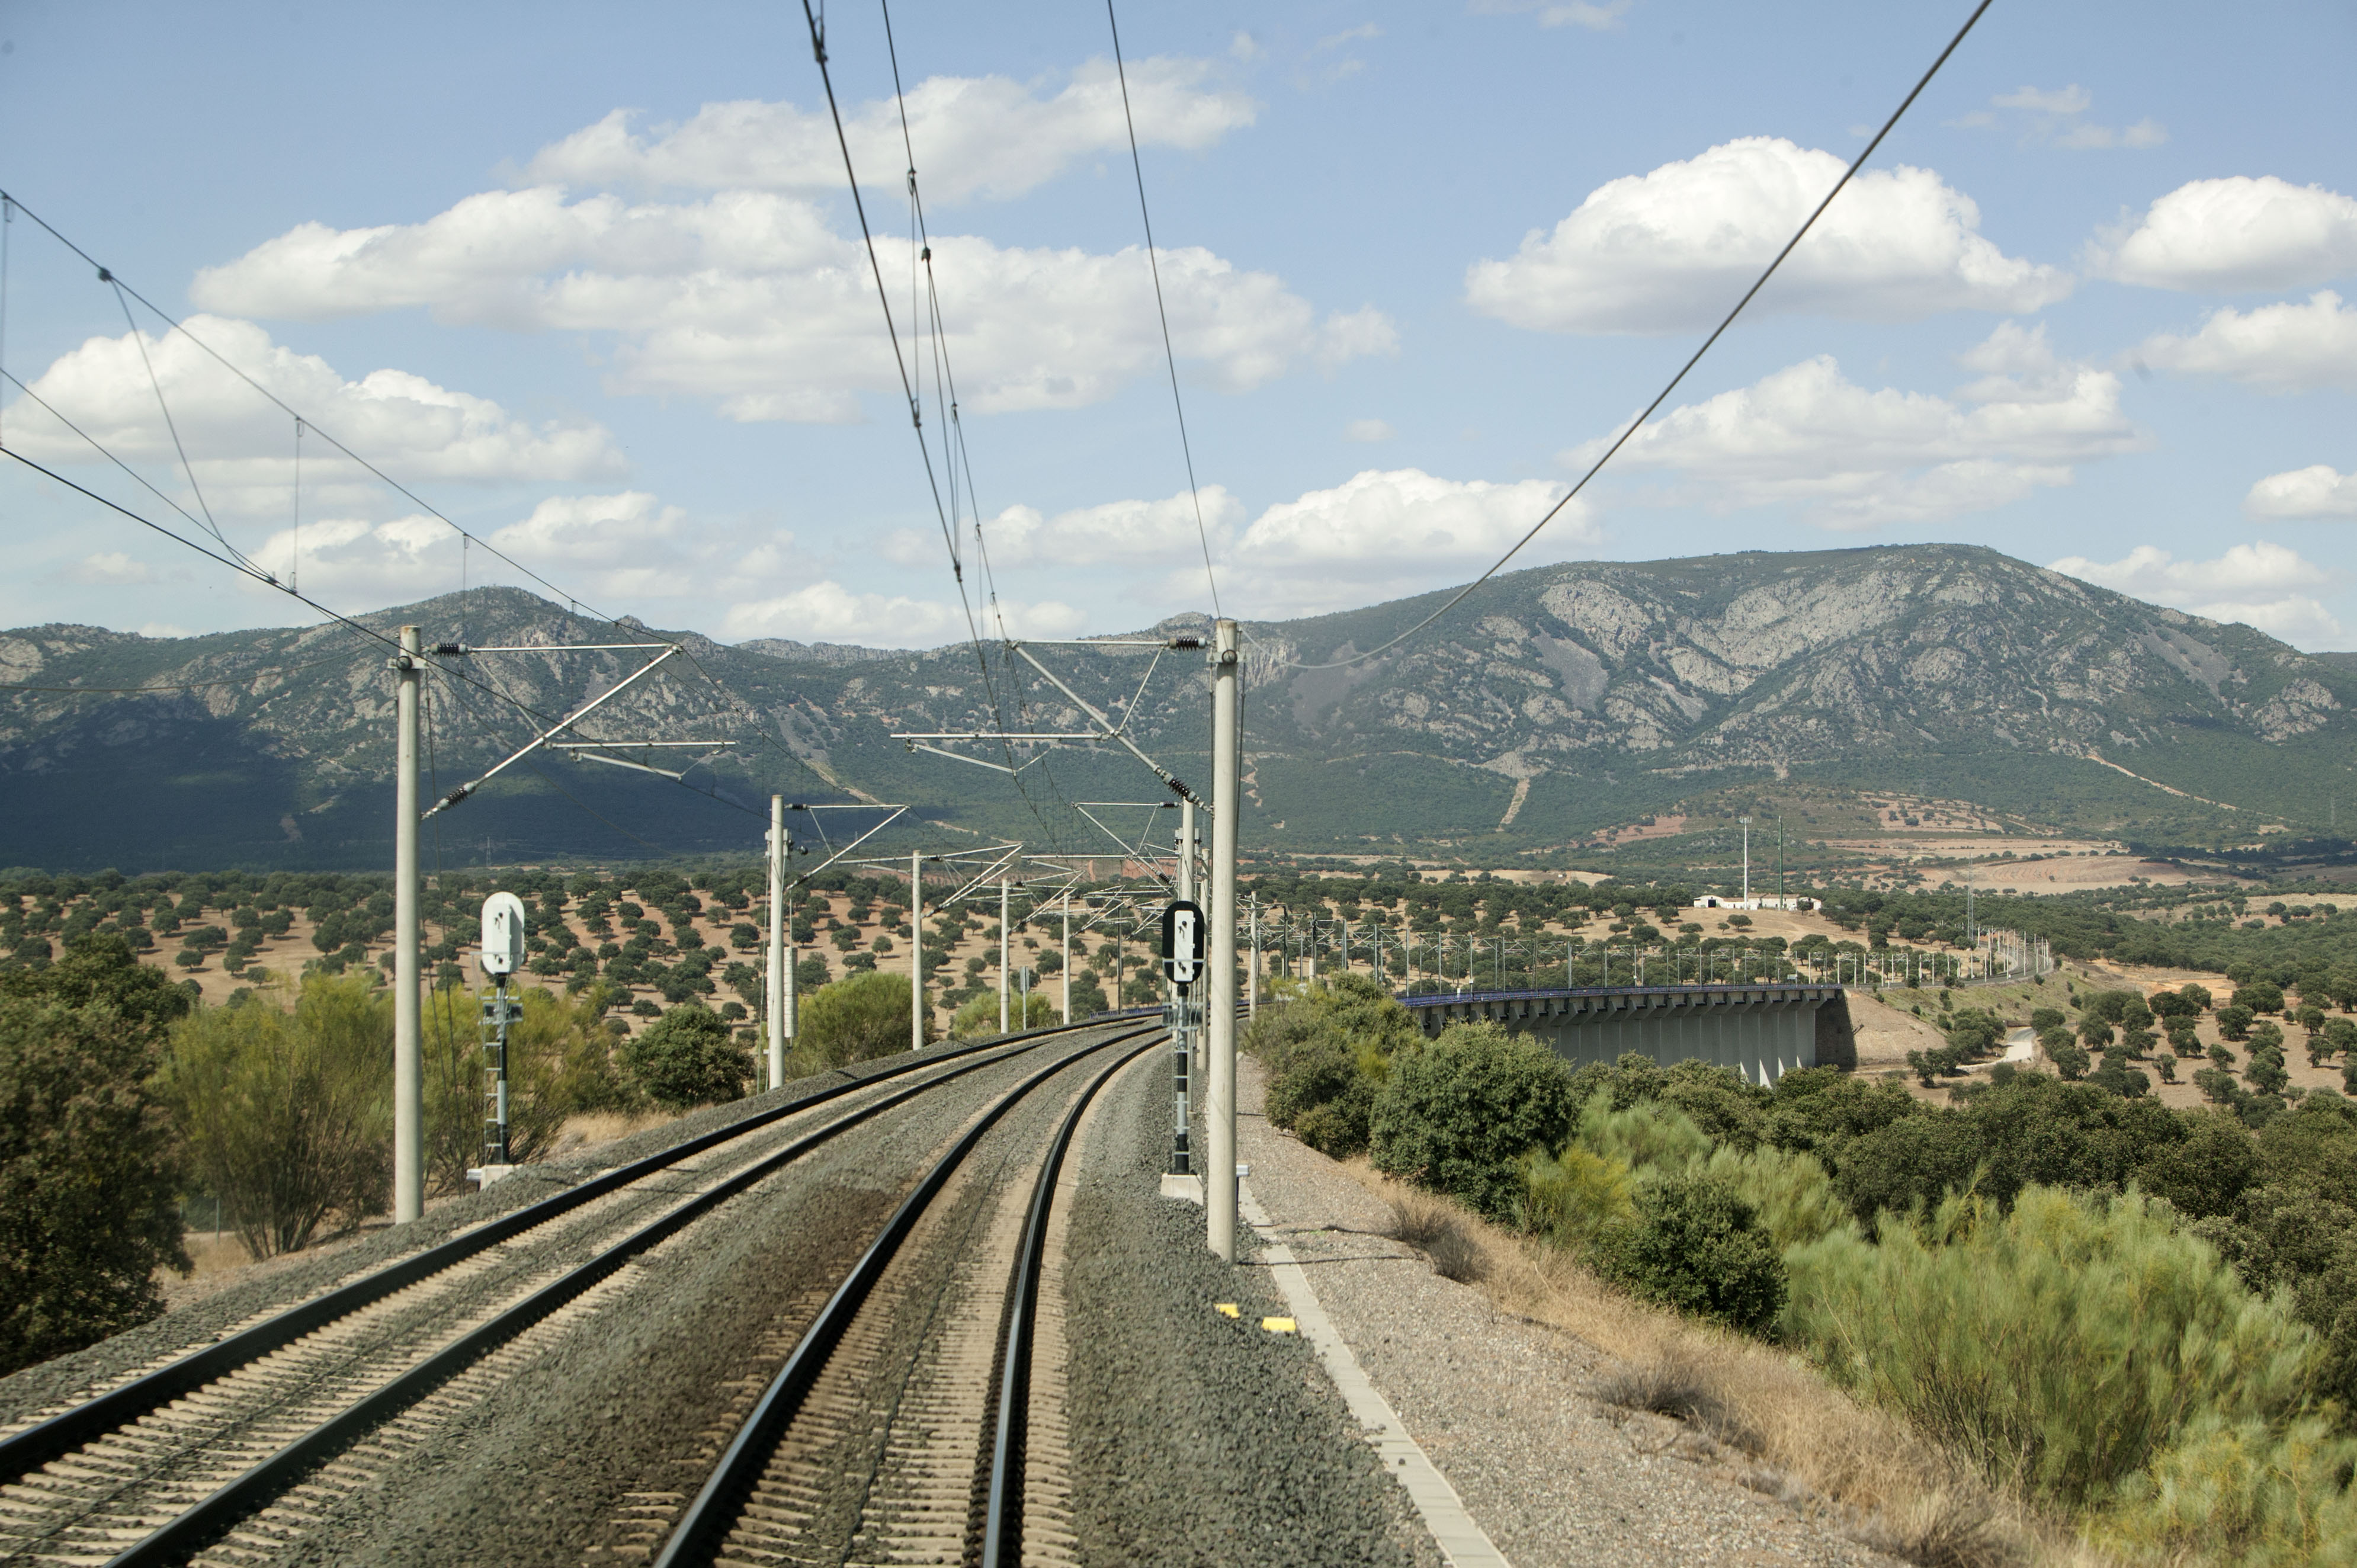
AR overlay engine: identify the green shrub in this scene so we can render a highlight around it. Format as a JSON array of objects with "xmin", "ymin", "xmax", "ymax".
[
  {"xmin": 1251, "ymin": 976, "xmax": 1419, "ymax": 1161},
  {"xmin": 1784, "ymin": 1185, "xmax": 2329, "ymax": 1509},
  {"xmin": 621, "ymin": 1003, "xmax": 750, "ymax": 1109},
  {"xmin": 1591, "ymin": 1173, "xmax": 1787, "ymax": 1335},
  {"xmin": 1700, "ymin": 1141, "xmax": 1849, "ymax": 1250},
  {"xmin": 1516, "ymin": 1143, "xmax": 1633, "ymax": 1245},
  {"xmin": 1575, "ymin": 1091, "xmax": 1713, "ymax": 1174},
  {"xmin": 1371, "ymin": 1022, "xmax": 1577, "ymax": 1221},
  {"xmin": 796, "ymin": 970, "xmax": 927, "ymax": 1067},
  {"xmin": 424, "ymin": 983, "xmax": 629, "ymax": 1193},
  {"xmin": 950, "ymin": 991, "xmax": 1055, "ymax": 1038},
  {"xmin": 168, "ymin": 973, "xmax": 392, "ymax": 1258},
  {"xmin": 0, "ymin": 938, "xmax": 190, "ymax": 1373}
]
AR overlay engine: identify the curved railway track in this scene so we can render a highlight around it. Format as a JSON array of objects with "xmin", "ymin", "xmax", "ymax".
[
  {"xmin": 645, "ymin": 1028, "xmax": 1160, "ymax": 1567},
  {"xmin": 0, "ymin": 1014, "xmax": 1159, "ymax": 1568}
]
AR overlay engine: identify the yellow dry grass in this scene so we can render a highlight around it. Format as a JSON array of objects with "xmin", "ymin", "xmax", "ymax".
[{"xmin": 1339, "ymin": 1160, "xmax": 2113, "ymax": 1568}]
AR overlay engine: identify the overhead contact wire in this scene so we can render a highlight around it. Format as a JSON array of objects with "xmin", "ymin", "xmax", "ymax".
[
  {"xmin": 1286, "ymin": 0, "xmax": 1998, "ymax": 671},
  {"xmin": 1107, "ymin": 0, "xmax": 1221, "ymax": 621}
]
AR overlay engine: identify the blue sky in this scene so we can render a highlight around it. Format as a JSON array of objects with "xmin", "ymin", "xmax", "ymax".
[{"xmin": 2, "ymin": 1, "xmax": 2353, "ymax": 649}]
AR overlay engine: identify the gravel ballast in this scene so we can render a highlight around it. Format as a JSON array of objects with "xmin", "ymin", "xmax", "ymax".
[
  {"xmin": 1060, "ymin": 1051, "xmax": 1441, "ymax": 1568},
  {"xmin": 1236, "ymin": 1056, "xmax": 1894, "ymax": 1568}
]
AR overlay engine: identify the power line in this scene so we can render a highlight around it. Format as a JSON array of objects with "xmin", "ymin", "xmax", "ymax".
[
  {"xmin": 1105, "ymin": 0, "xmax": 1221, "ymax": 620},
  {"xmin": 0, "ymin": 196, "xmax": 834, "ymax": 829},
  {"xmin": 1285, "ymin": 0, "xmax": 1997, "ymax": 672},
  {"xmin": 0, "ymin": 188, "xmax": 676, "ymax": 658}
]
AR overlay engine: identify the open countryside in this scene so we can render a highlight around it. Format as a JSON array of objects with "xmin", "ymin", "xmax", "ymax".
[{"xmin": 6, "ymin": 4, "xmax": 2357, "ymax": 1566}]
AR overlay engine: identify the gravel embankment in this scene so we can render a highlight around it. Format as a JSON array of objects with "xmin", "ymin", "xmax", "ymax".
[
  {"xmin": 1236, "ymin": 1056, "xmax": 1893, "ymax": 1568},
  {"xmin": 1060, "ymin": 1053, "xmax": 1442, "ymax": 1567},
  {"xmin": 309, "ymin": 1030, "xmax": 1125, "ymax": 1565},
  {"xmin": 0, "ymin": 1030, "xmax": 1046, "ymax": 1431}
]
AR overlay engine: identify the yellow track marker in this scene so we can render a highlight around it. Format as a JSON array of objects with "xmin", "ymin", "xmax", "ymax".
[
  {"xmin": 1213, "ymin": 1303, "xmax": 1239, "ymax": 1318},
  {"xmin": 1262, "ymin": 1316, "xmax": 1297, "ymax": 1333}
]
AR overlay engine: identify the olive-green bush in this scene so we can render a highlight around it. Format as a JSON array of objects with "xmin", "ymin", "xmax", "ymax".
[
  {"xmin": 1371, "ymin": 1021, "xmax": 1577, "ymax": 1221},
  {"xmin": 1590, "ymin": 1172, "xmax": 1786, "ymax": 1335},
  {"xmin": 169, "ymin": 973, "xmax": 392, "ymax": 1258},
  {"xmin": 621, "ymin": 1003, "xmax": 750, "ymax": 1109},
  {"xmin": 796, "ymin": 969, "xmax": 929, "ymax": 1069}
]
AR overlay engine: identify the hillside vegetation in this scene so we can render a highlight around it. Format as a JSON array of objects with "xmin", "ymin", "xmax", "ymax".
[{"xmin": 6, "ymin": 543, "xmax": 2353, "ymax": 868}]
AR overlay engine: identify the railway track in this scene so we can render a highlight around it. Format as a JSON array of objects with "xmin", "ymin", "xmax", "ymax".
[
  {"xmin": 0, "ymin": 1014, "xmax": 1157, "ymax": 1567},
  {"xmin": 644, "ymin": 1025, "xmax": 1163, "ymax": 1567}
]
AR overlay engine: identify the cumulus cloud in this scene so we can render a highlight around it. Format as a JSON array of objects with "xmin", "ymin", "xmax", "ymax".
[
  {"xmin": 5, "ymin": 315, "xmax": 623, "ymax": 505},
  {"xmin": 1571, "ymin": 323, "xmax": 2144, "ymax": 529},
  {"xmin": 720, "ymin": 582, "xmax": 1084, "ymax": 646},
  {"xmin": 2093, "ymin": 175, "xmax": 2357, "ymax": 291},
  {"xmin": 1222, "ymin": 467, "xmax": 1599, "ymax": 615},
  {"xmin": 2247, "ymin": 466, "xmax": 2357, "ymax": 521},
  {"xmin": 1344, "ymin": 418, "xmax": 1396, "ymax": 442},
  {"xmin": 2049, "ymin": 540, "xmax": 2343, "ymax": 645},
  {"xmin": 192, "ymin": 191, "xmax": 1390, "ymax": 422},
  {"xmin": 525, "ymin": 57, "xmax": 1253, "ymax": 206},
  {"xmin": 239, "ymin": 514, "xmax": 464, "ymax": 604},
  {"xmin": 1465, "ymin": 137, "xmax": 2069, "ymax": 334},
  {"xmin": 2134, "ymin": 291, "xmax": 2357, "ymax": 392},
  {"xmin": 884, "ymin": 487, "xmax": 1243, "ymax": 572}
]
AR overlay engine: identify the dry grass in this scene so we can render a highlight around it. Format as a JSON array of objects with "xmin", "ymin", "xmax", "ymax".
[
  {"xmin": 1338, "ymin": 1160, "xmax": 2105, "ymax": 1568},
  {"xmin": 1380, "ymin": 1189, "xmax": 1488, "ymax": 1282},
  {"xmin": 544, "ymin": 1108, "xmax": 675, "ymax": 1159}
]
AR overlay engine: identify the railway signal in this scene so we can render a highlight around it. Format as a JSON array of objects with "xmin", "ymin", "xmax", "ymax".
[{"xmin": 473, "ymin": 892, "xmax": 528, "ymax": 1185}]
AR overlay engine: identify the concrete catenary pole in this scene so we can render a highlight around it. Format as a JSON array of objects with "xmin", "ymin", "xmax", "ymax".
[
  {"xmin": 1208, "ymin": 618, "xmax": 1241, "ymax": 1263},
  {"xmin": 765, "ymin": 797, "xmax": 785, "ymax": 1091},
  {"xmin": 1740, "ymin": 815, "xmax": 1752, "ymax": 906},
  {"xmin": 1247, "ymin": 893, "xmax": 1258, "ymax": 1017},
  {"xmin": 392, "ymin": 626, "xmax": 424, "ymax": 1224},
  {"xmin": 783, "ymin": 834, "xmax": 797, "ymax": 1060},
  {"xmin": 910, "ymin": 851, "xmax": 925, "ymax": 1051},
  {"xmin": 1060, "ymin": 889, "xmax": 1072, "ymax": 1025},
  {"xmin": 999, "ymin": 876, "xmax": 1011, "ymax": 1035}
]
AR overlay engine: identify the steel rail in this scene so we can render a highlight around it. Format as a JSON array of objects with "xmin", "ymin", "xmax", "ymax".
[
  {"xmin": 0, "ymin": 1012, "xmax": 1126, "ymax": 1488},
  {"xmin": 649, "ymin": 1027, "xmax": 1166, "ymax": 1566},
  {"xmin": 978, "ymin": 1034, "xmax": 1156, "ymax": 1566},
  {"xmin": 93, "ymin": 1020, "xmax": 1156, "ymax": 1568}
]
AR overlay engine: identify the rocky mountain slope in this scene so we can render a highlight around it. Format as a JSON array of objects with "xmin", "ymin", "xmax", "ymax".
[{"xmin": 3, "ymin": 545, "xmax": 2350, "ymax": 870}]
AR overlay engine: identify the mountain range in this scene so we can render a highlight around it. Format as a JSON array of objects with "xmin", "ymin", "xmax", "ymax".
[{"xmin": 3, "ymin": 543, "xmax": 2352, "ymax": 872}]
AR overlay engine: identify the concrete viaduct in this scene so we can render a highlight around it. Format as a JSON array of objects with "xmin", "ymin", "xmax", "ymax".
[{"xmin": 1400, "ymin": 983, "xmax": 1858, "ymax": 1086}]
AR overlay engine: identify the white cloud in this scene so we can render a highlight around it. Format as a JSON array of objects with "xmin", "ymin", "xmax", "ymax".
[
  {"xmin": 193, "ymin": 191, "xmax": 1391, "ymax": 422},
  {"xmin": 1473, "ymin": 0, "xmax": 1633, "ymax": 28},
  {"xmin": 1344, "ymin": 418, "xmax": 1396, "ymax": 442},
  {"xmin": 1972, "ymin": 84, "xmax": 2165, "ymax": 150},
  {"xmin": 1223, "ymin": 467, "xmax": 1599, "ymax": 615},
  {"xmin": 1465, "ymin": 137, "xmax": 2070, "ymax": 334},
  {"xmin": 2057, "ymin": 119, "xmax": 2167, "ymax": 151},
  {"xmin": 6, "ymin": 315, "xmax": 623, "ymax": 504},
  {"xmin": 883, "ymin": 486, "xmax": 1244, "ymax": 570},
  {"xmin": 1316, "ymin": 23, "xmax": 1382, "ymax": 49},
  {"xmin": 2048, "ymin": 540, "xmax": 2344, "ymax": 645},
  {"xmin": 2247, "ymin": 466, "xmax": 2357, "ymax": 521},
  {"xmin": 1993, "ymin": 85, "xmax": 2092, "ymax": 115},
  {"xmin": 66, "ymin": 551, "xmax": 157, "ymax": 585},
  {"xmin": 239, "ymin": 514, "xmax": 461, "ymax": 603},
  {"xmin": 719, "ymin": 582, "xmax": 1084, "ymax": 646},
  {"xmin": 1545, "ymin": 2, "xmax": 1633, "ymax": 30},
  {"xmin": 524, "ymin": 59, "xmax": 1253, "ymax": 205},
  {"xmin": 2093, "ymin": 175, "xmax": 2357, "ymax": 291},
  {"xmin": 2134, "ymin": 291, "xmax": 2357, "ymax": 392},
  {"xmin": 1572, "ymin": 324, "xmax": 2144, "ymax": 529}
]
